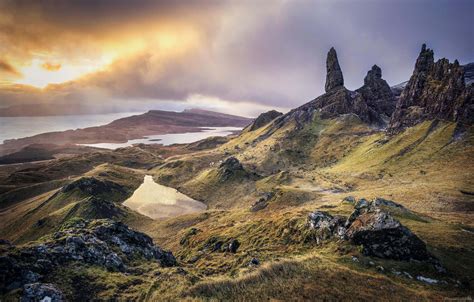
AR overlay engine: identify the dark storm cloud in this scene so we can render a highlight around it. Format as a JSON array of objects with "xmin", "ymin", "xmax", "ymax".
[{"xmin": 1, "ymin": 0, "xmax": 473, "ymax": 113}]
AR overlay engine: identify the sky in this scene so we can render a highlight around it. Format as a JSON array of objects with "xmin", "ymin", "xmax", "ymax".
[{"xmin": 0, "ymin": 0, "xmax": 473, "ymax": 117}]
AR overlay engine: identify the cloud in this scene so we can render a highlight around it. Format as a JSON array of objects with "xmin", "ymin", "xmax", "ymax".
[
  {"xmin": 0, "ymin": 0, "xmax": 473, "ymax": 115},
  {"xmin": 0, "ymin": 59, "xmax": 21, "ymax": 76},
  {"xmin": 41, "ymin": 62, "xmax": 61, "ymax": 71}
]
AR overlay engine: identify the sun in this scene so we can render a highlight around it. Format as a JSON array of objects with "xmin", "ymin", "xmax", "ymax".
[{"xmin": 15, "ymin": 57, "xmax": 114, "ymax": 88}]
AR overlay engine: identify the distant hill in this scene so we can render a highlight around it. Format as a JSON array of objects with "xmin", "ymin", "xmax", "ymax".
[{"xmin": 0, "ymin": 109, "xmax": 252, "ymax": 156}]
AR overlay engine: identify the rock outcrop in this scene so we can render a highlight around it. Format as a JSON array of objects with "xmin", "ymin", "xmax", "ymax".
[
  {"xmin": 61, "ymin": 177, "xmax": 127, "ymax": 196},
  {"xmin": 21, "ymin": 283, "xmax": 65, "ymax": 302},
  {"xmin": 248, "ymin": 110, "xmax": 283, "ymax": 131},
  {"xmin": 389, "ymin": 44, "xmax": 473, "ymax": 132},
  {"xmin": 307, "ymin": 198, "xmax": 432, "ymax": 262},
  {"xmin": 325, "ymin": 47, "xmax": 344, "ymax": 92},
  {"xmin": 217, "ymin": 157, "xmax": 259, "ymax": 181},
  {"xmin": 0, "ymin": 219, "xmax": 176, "ymax": 294},
  {"xmin": 307, "ymin": 211, "xmax": 346, "ymax": 243},
  {"xmin": 464, "ymin": 63, "xmax": 474, "ymax": 85},
  {"xmin": 355, "ymin": 65, "xmax": 396, "ymax": 121},
  {"xmin": 272, "ymin": 48, "xmax": 396, "ymax": 128}
]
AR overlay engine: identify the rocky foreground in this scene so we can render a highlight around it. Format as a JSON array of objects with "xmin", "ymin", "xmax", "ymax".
[{"xmin": 0, "ymin": 219, "xmax": 176, "ymax": 300}]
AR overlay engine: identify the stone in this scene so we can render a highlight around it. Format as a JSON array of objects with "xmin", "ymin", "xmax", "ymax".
[
  {"xmin": 325, "ymin": 47, "xmax": 344, "ymax": 92},
  {"xmin": 249, "ymin": 258, "xmax": 260, "ymax": 266},
  {"xmin": 389, "ymin": 44, "xmax": 473, "ymax": 133},
  {"xmin": 249, "ymin": 110, "xmax": 283, "ymax": 131},
  {"xmin": 372, "ymin": 197, "xmax": 406, "ymax": 211},
  {"xmin": 307, "ymin": 211, "xmax": 346, "ymax": 243},
  {"xmin": 227, "ymin": 239, "xmax": 240, "ymax": 253},
  {"xmin": 218, "ymin": 157, "xmax": 246, "ymax": 181},
  {"xmin": 355, "ymin": 65, "xmax": 396, "ymax": 123},
  {"xmin": 250, "ymin": 192, "xmax": 274, "ymax": 212},
  {"xmin": 21, "ymin": 283, "xmax": 65, "ymax": 302},
  {"xmin": 345, "ymin": 209, "xmax": 430, "ymax": 261},
  {"xmin": 307, "ymin": 198, "xmax": 434, "ymax": 263},
  {"xmin": 0, "ymin": 219, "xmax": 177, "ymax": 293},
  {"xmin": 342, "ymin": 196, "xmax": 356, "ymax": 204}
]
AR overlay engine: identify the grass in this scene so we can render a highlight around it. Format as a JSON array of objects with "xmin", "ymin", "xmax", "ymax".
[{"xmin": 1, "ymin": 114, "xmax": 473, "ymax": 300}]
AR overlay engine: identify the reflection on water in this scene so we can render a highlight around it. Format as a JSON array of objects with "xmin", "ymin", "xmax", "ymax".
[
  {"xmin": 81, "ymin": 127, "xmax": 241, "ymax": 149},
  {"xmin": 123, "ymin": 175, "xmax": 207, "ymax": 219}
]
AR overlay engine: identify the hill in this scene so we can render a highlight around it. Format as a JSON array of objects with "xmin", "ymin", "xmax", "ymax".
[
  {"xmin": 0, "ymin": 109, "xmax": 252, "ymax": 156},
  {"xmin": 0, "ymin": 45, "xmax": 473, "ymax": 301}
]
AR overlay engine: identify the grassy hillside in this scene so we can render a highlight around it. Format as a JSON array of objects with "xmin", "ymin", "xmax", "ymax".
[{"xmin": 1, "ymin": 114, "xmax": 473, "ymax": 301}]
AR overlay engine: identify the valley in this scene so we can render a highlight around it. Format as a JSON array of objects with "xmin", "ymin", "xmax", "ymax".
[{"xmin": 0, "ymin": 45, "xmax": 473, "ymax": 301}]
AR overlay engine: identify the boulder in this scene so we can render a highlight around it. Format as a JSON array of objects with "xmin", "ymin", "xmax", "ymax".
[
  {"xmin": 342, "ymin": 196, "xmax": 356, "ymax": 204},
  {"xmin": 307, "ymin": 198, "xmax": 433, "ymax": 262},
  {"xmin": 218, "ymin": 157, "xmax": 245, "ymax": 181},
  {"xmin": 21, "ymin": 283, "xmax": 65, "ymax": 302},
  {"xmin": 307, "ymin": 211, "xmax": 346, "ymax": 243},
  {"xmin": 227, "ymin": 239, "xmax": 240, "ymax": 253},
  {"xmin": 250, "ymin": 192, "xmax": 274, "ymax": 212},
  {"xmin": 345, "ymin": 209, "xmax": 430, "ymax": 261}
]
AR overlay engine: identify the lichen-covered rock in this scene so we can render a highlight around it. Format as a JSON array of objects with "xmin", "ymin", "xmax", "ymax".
[
  {"xmin": 308, "ymin": 198, "xmax": 433, "ymax": 262},
  {"xmin": 307, "ymin": 211, "xmax": 346, "ymax": 243},
  {"xmin": 345, "ymin": 209, "xmax": 430, "ymax": 261},
  {"xmin": 0, "ymin": 219, "xmax": 176, "ymax": 293},
  {"xmin": 21, "ymin": 283, "xmax": 65, "ymax": 302}
]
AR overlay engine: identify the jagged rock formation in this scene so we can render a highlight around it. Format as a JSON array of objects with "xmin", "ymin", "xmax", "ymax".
[
  {"xmin": 307, "ymin": 198, "xmax": 432, "ymax": 261},
  {"xmin": 0, "ymin": 219, "xmax": 176, "ymax": 294},
  {"xmin": 325, "ymin": 47, "xmax": 344, "ymax": 92},
  {"xmin": 248, "ymin": 110, "xmax": 283, "ymax": 131},
  {"xmin": 270, "ymin": 48, "xmax": 396, "ymax": 129},
  {"xmin": 389, "ymin": 44, "xmax": 473, "ymax": 132},
  {"xmin": 355, "ymin": 65, "xmax": 396, "ymax": 120}
]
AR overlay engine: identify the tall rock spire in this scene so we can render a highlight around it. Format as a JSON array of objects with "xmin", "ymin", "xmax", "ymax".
[{"xmin": 325, "ymin": 47, "xmax": 344, "ymax": 92}]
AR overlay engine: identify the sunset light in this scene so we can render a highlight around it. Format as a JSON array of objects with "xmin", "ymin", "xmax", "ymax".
[{"xmin": 15, "ymin": 58, "xmax": 114, "ymax": 88}]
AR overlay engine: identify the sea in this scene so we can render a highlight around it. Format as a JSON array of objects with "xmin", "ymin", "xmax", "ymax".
[
  {"xmin": 0, "ymin": 112, "xmax": 143, "ymax": 143},
  {"xmin": 0, "ymin": 112, "xmax": 241, "ymax": 147}
]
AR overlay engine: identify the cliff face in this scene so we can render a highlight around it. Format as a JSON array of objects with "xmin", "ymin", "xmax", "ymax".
[{"xmin": 389, "ymin": 44, "xmax": 473, "ymax": 132}]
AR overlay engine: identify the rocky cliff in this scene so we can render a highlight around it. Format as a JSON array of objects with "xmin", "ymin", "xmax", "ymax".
[
  {"xmin": 273, "ymin": 48, "xmax": 396, "ymax": 128},
  {"xmin": 389, "ymin": 44, "xmax": 473, "ymax": 132}
]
